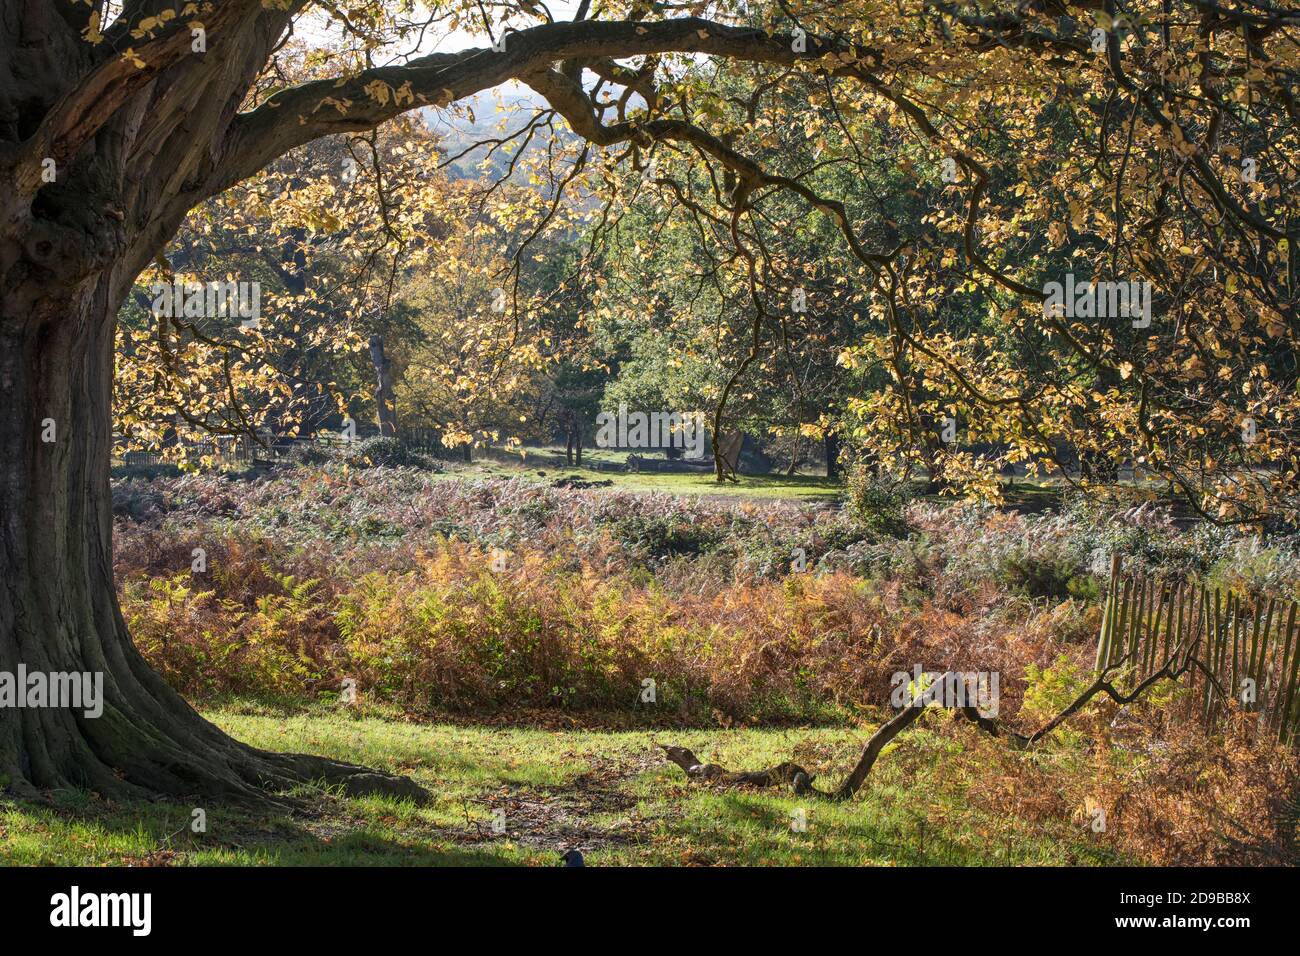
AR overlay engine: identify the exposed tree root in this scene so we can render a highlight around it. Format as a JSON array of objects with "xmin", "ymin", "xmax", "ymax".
[
  {"xmin": 258, "ymin": 751, "xmax": 430, "ymax": 805},
  {"xmin": 1, "ymin": 730, "xmax": 429, "ymax": 810},
  {"xmin": 0, "ymin": 647, "xmax": 429, "ymax": 809}
]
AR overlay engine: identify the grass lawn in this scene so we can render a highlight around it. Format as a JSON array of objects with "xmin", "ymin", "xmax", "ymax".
[
  {"xmin": 111, "ymin": 453, "xmax": 845, "ymax": 501},
  {"xmin": 451, "ymin": 459, "xmax": 1087, "ymax": 506},
  {"xmin": 445, "ymin": 458, "xmax": 845, "ymax": 501},
  {"xmin": 0, "ymin": 703, "xmax": 1127, "ymax": 866}
]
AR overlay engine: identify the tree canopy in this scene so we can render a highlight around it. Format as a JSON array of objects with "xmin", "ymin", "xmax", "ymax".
[{"xmin": 18, "ymin": 0, "xmax": 1286, "ymax": 519}]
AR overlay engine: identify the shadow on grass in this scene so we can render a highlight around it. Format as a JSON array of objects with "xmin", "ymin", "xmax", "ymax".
[
  {"xmin": 675, "ymin": 786, "xmax": 1129, "ymax": 867},
  {"xmin": 1, "ymin": 792, "xmax": 526, "ymax": 867}
]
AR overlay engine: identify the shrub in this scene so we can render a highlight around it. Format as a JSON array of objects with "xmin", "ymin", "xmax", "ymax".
[
  {"xmin": 289, "ymin": 443, "xmax": 334, "ymax": 466},
  {"xmin": 1000, "ymin": 549, "xmax": 1087, "ymax": 599},
  {"xmin": 845, "ymin": 466, "xmax": 913, "ymax": 537},
  {"xmin": 111, "ymin": 462, "xmax": 185, "ymax": 481},
  {"xmin": 340, "ymin": 436, "xmax": 442, "ymax": 470},
  {"xmin": 608, "ymin": 513, "xmax": 726, "ymax": 560}
]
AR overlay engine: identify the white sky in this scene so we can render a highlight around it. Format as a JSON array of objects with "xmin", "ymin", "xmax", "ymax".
[
  {"xmin": 292, "ymin": 1, "xmax": 588, "ymax": 122},
  {"xmin": 296, "ymin": 1, "xmax": 584, "ymax": 59}
]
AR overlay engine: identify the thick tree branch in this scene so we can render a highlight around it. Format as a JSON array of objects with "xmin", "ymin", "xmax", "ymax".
[
  {"xmin": 661, "ymin": 673, "xmax": 955, "ymax": 801},
  {"xmin": 13, "ymin": 2, "xmax": 261, "ymax": 199},
  {"xmin": 213, "ymin": 17, "xmax": 873, "ymax": 196}
]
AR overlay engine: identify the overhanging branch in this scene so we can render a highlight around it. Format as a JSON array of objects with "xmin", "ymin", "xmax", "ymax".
[{"xmin": 212, "ymin": 17, "xmax": 873, "ymax": 197}]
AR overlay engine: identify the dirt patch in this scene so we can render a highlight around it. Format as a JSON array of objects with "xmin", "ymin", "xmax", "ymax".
[{"xmin": 460, "ymin": 752, "xmax": 659, "ymax": 854}]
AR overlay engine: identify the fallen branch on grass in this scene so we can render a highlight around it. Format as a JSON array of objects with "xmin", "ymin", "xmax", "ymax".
[
  {"xmin": 661, "ymin": 636, "xmax": 1217, "ymax": 801},
  {"xmin": 658, "ymin": 747, "xmax": 817, "ymax": 794},
  {"xmin": 660, "ymin": 674, "xmax": 940, "ymax": 801}
]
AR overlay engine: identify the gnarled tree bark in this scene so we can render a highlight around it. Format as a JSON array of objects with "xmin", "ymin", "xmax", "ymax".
[{"xmin": 0, "ymin": 262, "xmax": 425, "ymax": 803}]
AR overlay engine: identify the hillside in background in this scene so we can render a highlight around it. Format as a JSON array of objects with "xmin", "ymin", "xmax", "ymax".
[{"xmin": 424, "ymin": 87, "xmax": 571, "ymax": 181}]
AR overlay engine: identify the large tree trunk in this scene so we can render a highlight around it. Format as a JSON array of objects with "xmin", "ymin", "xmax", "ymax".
[
  {"xmin": 0, "ymin": 263, "xmax": 421, "ymax": 804},
  {"xmin": 824, "ymin": 432, "xmax": 841, "ymax": 480},
  {"xmin": 368, "ymin": 334, "xmax": 398, "ymax": 438},
  {"xmin": 713, "ymin": 428, "xmax": 743, "ymax": 481},
  {"xmin": 0, "ymin": 2, "xmax": 418, "ymax": 801}
]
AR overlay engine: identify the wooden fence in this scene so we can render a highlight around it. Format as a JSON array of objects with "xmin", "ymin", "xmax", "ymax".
[
  {"xmin": 117, "ymin": 431, "xmax": 717, "ymax": 473},
  {"xmin": 116, "ymin": 429, "xmax": 464, "ymax": 468},
  {"xmin": 119, "ymin": 436, "xmax": 264, "ymax": 467},
  {"xmin": 1094, "ymin": 555, "xmax": 1300, "ymax": 744}
]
